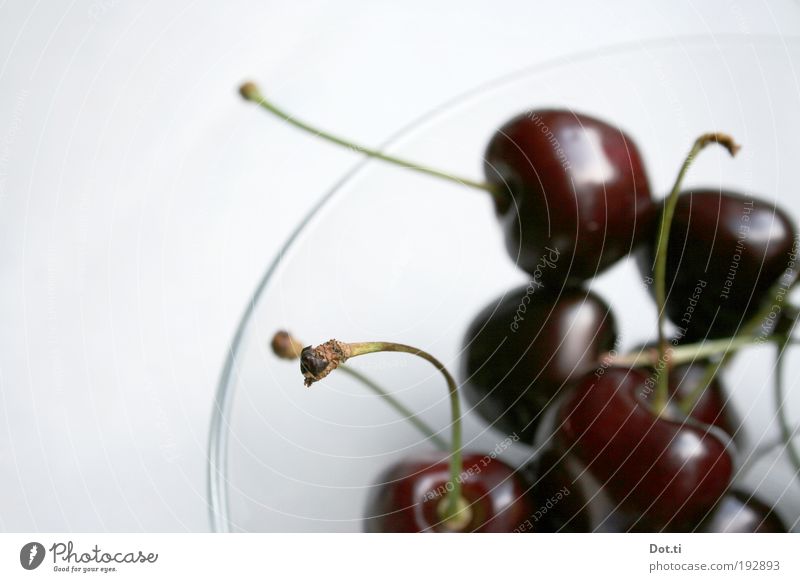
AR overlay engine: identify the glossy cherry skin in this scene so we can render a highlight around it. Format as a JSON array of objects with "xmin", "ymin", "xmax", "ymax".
[
  {"xmin": 461, "ymin": 286, "xmax": 617, "ymax": 442},
  {"xmin": 557, "ymin": 367, "xmax": 734, "ymax": 531},
  {"xmin": 523, "ymin": 448, "xmax": 592, "ymax": 532},
  {"xmin": 363, "ymin": 451, "xmax": 535, "ymax": 532},
  {"xmin": 698, "ymin": 490, "xmax": 787, "ymax": 533},
  {"xmin": 643, "ymin": 189, "xmax": 797, "ymax": 340},
  {"xmin": 484, "ymin": 110, "xmax": 654, "ymax": 285},
  {"xmin": 526, "ymin": 363, "xmax": 739, "ymax": 532}
]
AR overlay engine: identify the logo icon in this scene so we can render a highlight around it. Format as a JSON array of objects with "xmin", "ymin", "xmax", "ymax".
[{"xmin": 20, "ymin": 542, "xmax": 45, "ymax": 570}]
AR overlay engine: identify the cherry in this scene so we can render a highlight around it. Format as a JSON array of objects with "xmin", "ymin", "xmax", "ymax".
[
  {"xmin": 364, "ymin": 451, "xmax": 534, "ymax": 532},
  {"xmin": 239, "ymin": 85, "xmax": 654, "ymax": 284},
  {"xmin": 524, "ymin": 360, "xmax": 740, "ymax": 532},
  {"xmin": 643, "ymin": 189, "xmax": 797, "ymax": 340},
  {"xmin": 698, "ymin": 490, "xmax": 787, "ymax": 533},
  {"xmin": 461, "ymin": 286, "xmax": 617, "ymax": 441},
  {"xmin": 556, "ymin": 367, "xmax": 734, "ymax": 531},
  {"xmin": 484, "ymin": 110, "xmax": 655, "ymax": 284},
  {"xmin": 600, "ymin": 490, "xmax": 788, "ymax": 533}
]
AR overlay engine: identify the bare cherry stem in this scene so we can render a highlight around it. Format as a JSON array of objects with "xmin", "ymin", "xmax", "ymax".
[
  {"xmin": 270, "ymin": 331, "xmax": 448, "ymax": 451},
  {"xmin": 775, "ymin": 330, "xmax": 800, "ymax": 479},
  {"xmin": 300, "ymin": 339, "xmax": 467, "ymax": 528},
  {"xmin": 651, "ymin": 133, "xmax": 740, "ymax": 413},
  {"xmin": 239, "ymin": 81, "xmax": 494, "ymax": 193}
]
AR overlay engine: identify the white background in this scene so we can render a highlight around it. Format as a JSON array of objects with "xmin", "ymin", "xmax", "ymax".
[{"xmin": 1, "ymin": 0, "xmax": 799, "ymax": 532}]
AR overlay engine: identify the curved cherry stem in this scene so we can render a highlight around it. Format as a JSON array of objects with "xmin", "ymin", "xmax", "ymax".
[
  {"xmin": 338, "ymin": 365, "xmax": 449, "ymax": 451},
  {"xmin": 607, "ymin": 334, "xmax": 787, "ymax": 369},
  {"xmin": 737, "ymin": 422, "xmax": 800, "ymax": 478},
  {"xmin": 270, "ymin": 331, "xmax": 448, "ymax": 450},
  {"xmin": 299, "ymin": 339, "xmax": 466, "ymax": 527},
  {"xmin": 679, "ymin": 279, "xmax": 798, "ymax": 414},
  {"xmin": 239, "ymin": 82, "xmax": 494, "ymax": 194},
  {"xmin": 652, "ymin": 133, "xmax": 740, "ymax": 413},
  {"xmin": 775, "ymin": 332, "xmax": 800, "ymax": 480}
]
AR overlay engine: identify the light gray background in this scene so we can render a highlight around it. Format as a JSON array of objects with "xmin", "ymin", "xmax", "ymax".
[{"xmin": 1, "ymin": 0, "xmax": 798, "ymax": 531}]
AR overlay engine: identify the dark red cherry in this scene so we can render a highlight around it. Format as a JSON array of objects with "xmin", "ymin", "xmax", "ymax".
[
  {"xmin": 461, "ymin": 286, "xmax": 617, "ymax": 442},
  {"xmin": 528, "ymin": 362, "xmax": 740, "ymax": 534},
  {"xmin": 642, "ymin": 189, "xmax": 797, "ymax": 340},
  {"xmin": 698, "ymin": 490, "xmax": 787, "ymax": 533},
  {"xmin": 527, "ymin": 363, "xmax": 739, "ymax": 533},
  {"xmin": 523, "ymin": 448, "xmax": 592, "ymax": 532},
  {"xmin": 484, "ymin": 110, "xmax": 654, "ymax": 284},
  {"xmin": 631, "ymin": 341, "xmax": 740, "ymax": 440},
  {"xmin": 557, "ymin": 367, "xmax": 734, "ymax": 531},
  {"xmin": 363, "ymin": 451, "xmax": 535, "ymax": 532}
]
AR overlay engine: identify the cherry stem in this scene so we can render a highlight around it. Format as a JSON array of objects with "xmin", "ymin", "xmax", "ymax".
[
  {"xmin": 338, "ymin": 366, "xmax": 449, "ymax": 451},
  {"xmin": 300, "ymin": 339, "xmax": 465, "ymax": 525},
  {"xmin": 738, "ymin": 423, "xmax": 800, "ymax": 478},
  {"xmin": 606, "ymin": 334, "xmax": 786, "ymax": 368},
  {"xmin": 679, "ymin": 279, "xmax": 798, "ymax": 414},
  {"xmin": 652, "ymin": 133, "xmax": 741, "ymax": 414},
  {"xmin": 775, "ymin": 330, "xmax": 800, "ymax": 481},
  {"xmin": 239, "ymin": 82, "xmax": 494, "ymax": 193},
  {"xmin": 270, "ymin": 331, "xmax": 448, "ymax": 450}
]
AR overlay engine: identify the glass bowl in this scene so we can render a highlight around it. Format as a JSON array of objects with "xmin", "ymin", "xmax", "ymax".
[{"xmin": 209, "ymin": 36, "xmax": 800, "ymax": 532}]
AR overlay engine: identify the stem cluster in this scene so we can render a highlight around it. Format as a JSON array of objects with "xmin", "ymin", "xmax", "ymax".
[{"xmin": 651, "ymin": 133, "xmax": 740, "ymax": 414}]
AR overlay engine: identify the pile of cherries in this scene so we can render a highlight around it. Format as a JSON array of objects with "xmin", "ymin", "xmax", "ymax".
[
  {"xmin": 461, "ymin": 113, "xmax": 797, "ymax": 533},
  {"xmin": 245, "ymin": 82, "xmax": 798, "ymax": 532}
]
